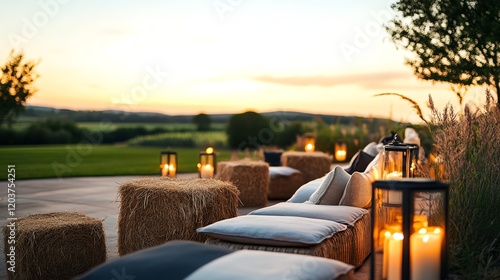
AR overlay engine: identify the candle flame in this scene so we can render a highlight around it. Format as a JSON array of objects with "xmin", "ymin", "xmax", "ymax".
[
  {"xmin": 206, "ymin": 147, "xmax": 214, "ymax": 154},
  {"xmin": 168, "ymin": 165, "xmax": 175, "ymax": 171},
  {"xmin": 423, "ymin": 235, "xmax": 430, "ymax": 243},
  {"xmin": 197, "ymin": 163, "xmax": 201, "ymax": 168},
  {"xmin": 384, "ymin": 231, "xmax": 391, "ymax": 238},
  {"xmin": 393, "ymin": 232, "xmax": 404, "ymax": 240},
  {"xmin": 433, "ymin": 228, "xmax": 441, "ymax": 234},
  {"xmin": 418, "ymin": 228, "xmax": 427, "ymax": 234}
]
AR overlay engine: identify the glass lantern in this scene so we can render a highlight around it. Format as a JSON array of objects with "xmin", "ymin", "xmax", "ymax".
[
  {"xmin": 371, "ymin": 178, "xmax": 449, "ymax": 280},
  {"xmin": 382, "ymin": 137, "xmax": 420, "ymax": 206},
  {"xmin": 160, "ymin": 151, "xmax": 177, "ymax": 177},
  {"xmin": 198, "ymin": 147, "xmax": 216, "ymax": 178},
  {"xmin": 334, "ymin": 141, "xmax": 347, "ymax": 162},
  {"xmin": 304, "ymin": 134, "xmax": 316, "ymax": 152}
]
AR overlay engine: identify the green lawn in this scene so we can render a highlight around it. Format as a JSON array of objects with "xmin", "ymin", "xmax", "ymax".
[{"xmin": 0, "ymin": 145, "xmax": 232, "ymax": 180}]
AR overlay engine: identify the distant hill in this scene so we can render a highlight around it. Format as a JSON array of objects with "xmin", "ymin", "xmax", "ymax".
[{"xmin": 19, "ymin": 106, "xmax": 400, "ymax": 126}]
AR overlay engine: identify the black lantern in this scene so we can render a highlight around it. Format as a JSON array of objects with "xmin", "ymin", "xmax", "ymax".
[
  {"xmin": 304, "ymin": 134, "xmax": 316, "ymax": 152},
  {"xmin": 371, "ymin": 179, "xmax": 449, "ymax": 280},
  {"xmin": 382, "ymin": 137, "xmax": 420, "ymax": 206},
  {"xmin": 198, "ymin": 147, "xmax": 216, "ymax": 178},
  {"xmin": 382, "ymin": 136, "xmax": 419, "ymax": 179},
  {"xmin": 334, "ymin": 141, "xmax": 347, "ymax": 162},
  {"xmin": 160, "ymin": 151, "xmax": 177, "ymax": 177}
]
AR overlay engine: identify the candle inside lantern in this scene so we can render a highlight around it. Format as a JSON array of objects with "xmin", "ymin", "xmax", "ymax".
[
  {"xmin": 410, "ymin": 227, "xmax": 443, "ymax": 280},
  {"xmin": 305, "ymin": 143, "xmax": 314, "ymax": 152},
  {"xmin": 387, "ymin": 232, "xmax": 404, "ymax": 280},
  {"xmin": 162, "ymin": 163, "xmax": 176, "ymax": 177},
  {"xmin": 200, "ymin": 164, "xmax": 214, "ymax": 178}
]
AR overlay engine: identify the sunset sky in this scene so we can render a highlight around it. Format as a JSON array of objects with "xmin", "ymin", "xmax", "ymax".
[{"xmin": 0, "ymin": 0, "xmax": 487, "ymax": 123}]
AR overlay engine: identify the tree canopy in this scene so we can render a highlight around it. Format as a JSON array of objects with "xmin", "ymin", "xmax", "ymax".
[
  {"xmin": 226, "ymin": 111, "xmax": 271, "ymax": 150},
  {"xmin": 0, "ymin": 51, "xmax": 39, "ymax": 126},
  {"xmin": 386, "ymin": 0, "xmax": 500, "ymax": 108},
  {"xmin": 192, "ymin": 113, "xmax": 212, "ymax": 131}
]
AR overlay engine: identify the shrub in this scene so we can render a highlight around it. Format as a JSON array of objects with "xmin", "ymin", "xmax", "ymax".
[{"xmin": 428, "ymin": 91, "xmax": 500, "ymax": 279}]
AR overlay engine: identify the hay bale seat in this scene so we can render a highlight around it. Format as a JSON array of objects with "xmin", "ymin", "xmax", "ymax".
[
  {"xmin": 204, "ymin": 211, "xmax": 371, "ymax": 268},
  {"xmin": 118, "ymin": 177, "xmax": 239, "ymax": 256},
  {"xmin": 268, "ymin": 167, "xmax": 304, "ymax": 200},
  {"xmin": 282, "ymin": 151, "xmax": 332, "ymax": 183},
  {"xmin": 216, "ymin": 160, "xmax": 269, "ymax": 207},
  {"xmin": 2, "ymin": 212, "xmax": 106, "ymax": 280}
]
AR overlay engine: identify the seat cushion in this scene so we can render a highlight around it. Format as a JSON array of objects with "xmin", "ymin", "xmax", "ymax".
[
  {"xmin": 75, "ymin": 241, "xmax": 233, "ymax": 280},
  {"xmin": 249, "ymin": 202, "xmax": 368, "ymax": 227},
  {"xmin": 197, "ymin": 215, "xmax": 347, "ymax": 247},
  {"xmin": 269, "ymin": 166, "xmax": 300, "ymax": 178},
  {"xmin": 185, "ymin": 250, "xmax": 355, "ymax": 280}
]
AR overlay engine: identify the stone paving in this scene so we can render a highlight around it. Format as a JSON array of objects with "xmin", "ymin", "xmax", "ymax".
[{"xmin": 0, "ymin": 175, "xmax": 370, "ymax": 279}]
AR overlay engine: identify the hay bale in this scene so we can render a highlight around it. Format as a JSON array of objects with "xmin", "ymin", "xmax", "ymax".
[
  {"xmin": 118, "ymin": 177, "xmax": 239, "ymax": 256},
  {"xmin": 268, "ymin": 172, "xmax": 304, "ymax": 200},
  {"xmin": 216, "ymin": 160, "xmax": 269, "ymax": 207},
  {"xmin": 282, "ymin": 151, "xmax": 332, "ymax": 182},
  {"xmin": 3, "ymin": 212, "xmax": 106, "ymax": 280}
]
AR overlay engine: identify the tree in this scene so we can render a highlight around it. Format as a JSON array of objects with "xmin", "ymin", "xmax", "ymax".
[
  {"xmin": 386, "ymin": 0, "xmax": 500, "ymax": 108},
  {"xmin": 0, "ymin": 51, "xmax": 39, "ymax": 127},
  {"xmin": 226, "ymin": 111, "xmax": 270, "ymax": 150},
  {"xmin": 192, "ymin": 113, "xmax": 212, "ymax": 131}
]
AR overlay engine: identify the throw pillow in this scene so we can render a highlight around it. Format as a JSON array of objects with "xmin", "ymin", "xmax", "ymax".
[
  {"xmin": 306, "ymin": 166, "xmax": 351, "ymax": 205},
  {"xmin": 345, "ymin": 150, "xmax": 375, "ymax": 175},
  {"xmin": 339, "ymin": 171, "xmax": 374, "ymax": 209},
  {"xmin": 286, "ymin": 177, "xmax": 324, "ymax": 203}
]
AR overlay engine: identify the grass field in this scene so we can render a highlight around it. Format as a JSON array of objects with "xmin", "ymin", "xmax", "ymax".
[{"xmin": 0, "ymin": 145, "xmax": 232, "ymax": 180}]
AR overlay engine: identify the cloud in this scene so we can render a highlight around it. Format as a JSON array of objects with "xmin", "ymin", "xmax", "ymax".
[{"xmin": 254, "ymin": 71, "xmax": 413, "ymax": 88}]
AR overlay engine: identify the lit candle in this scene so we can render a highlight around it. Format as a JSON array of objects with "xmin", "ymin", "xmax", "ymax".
[
  {"xmin": 305, "ymin": 143, "xmax": 315, "ymax": 152},
  {"xmin": 387, "ymin": 232, "xmax": 404, "ymax": 280},
  {"xmin": 162, "ymin": 164, "xmax": 176, "ymax": 177},
  {"xmin": 410, "ymin": 227, "xmax": 443, "ymax": 280},
  {"xmin": 200, "ymin": 164, "xmax": 214, "ymax": 178}
]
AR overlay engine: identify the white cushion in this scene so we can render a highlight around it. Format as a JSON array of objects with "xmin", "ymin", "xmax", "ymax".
[
  {"xmin": 269, "ymin": 166, "xmax": 300, "ymax": 178},
  {"xmin": 287, "ymin": 177, "xmax": 324, "ymax": 203},
  {"xmin": 197, "ymin": 215, "xmax": 346, "ymax": 247},
  {"xmin": 306, "ymin": 166, "xmax": 351, "ymax": 205},
  {"xmin": 249, "ymin": 202, "xmax": 368, "ymax": 227},
  {"xmin": 363, "ymin": 142, "xmax": 383, "ymax": 157},
  {"xmin": 185, "ymin": 250, "xmax": 354, "ymax": 280}
]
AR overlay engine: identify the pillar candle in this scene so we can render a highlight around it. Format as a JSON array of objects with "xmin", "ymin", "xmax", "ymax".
[
  {"xmin": 410, "ymin": 227, "xmax": 443, "ymax": 280},
  {"xmin": 200, "ymin": 164, "xmax": 214, "ymax": 178}
]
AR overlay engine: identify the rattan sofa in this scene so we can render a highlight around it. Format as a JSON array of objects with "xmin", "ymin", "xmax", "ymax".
[{"xmin": 197, "ymin": 146, "xmax": 382, "ymax": 268}]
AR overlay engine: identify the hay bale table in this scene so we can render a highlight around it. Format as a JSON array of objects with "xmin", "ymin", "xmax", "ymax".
[
  {"xmin": 216, "ymin": 161, "xmax": 269, "ymax": 207},
  {"xmin": 3, "ymin": 212, "xmax": 106, "ymax": 280},
  {"xmin": 282, "ymin": 151, "xmax": 332, "ymax": 183},
  {"xmin": 118, "ymin": 177, "xmax": 239, "ymax": 256}
]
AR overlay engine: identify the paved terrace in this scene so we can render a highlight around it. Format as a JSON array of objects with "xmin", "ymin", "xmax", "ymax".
[{"xmin": 0, "ymin": 175, "xmax": 370, "ymax": 279}]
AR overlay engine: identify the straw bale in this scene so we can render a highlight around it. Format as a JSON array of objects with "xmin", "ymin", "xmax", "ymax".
[
  {"xmin": 216, "ymin": 160, "xmax": 269, "ymax": 207},
  {"xmin": 268, "ymin": 172, "xmax": 304, "ymax": 200},
  {"xmin": 282, "ymin": 151, "xmax": 332, "ymax": 182},
  {"xmin": 118, "ymin": 177, "xmax": 239, "ymax": 256},
  {"xmin": 3, "ymin": 212, "xmax": 106, "ymax": 280}
]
